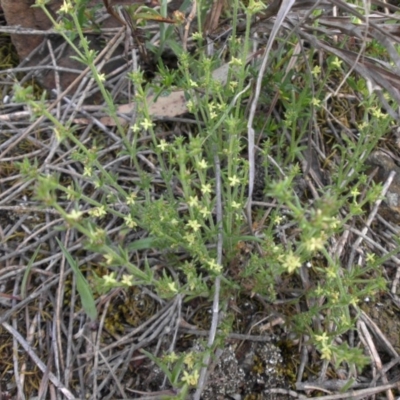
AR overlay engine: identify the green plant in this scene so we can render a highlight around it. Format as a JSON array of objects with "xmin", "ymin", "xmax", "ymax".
[{"xmin": 11, "ymin": 0, "xmax": 400, "ymax": 397}]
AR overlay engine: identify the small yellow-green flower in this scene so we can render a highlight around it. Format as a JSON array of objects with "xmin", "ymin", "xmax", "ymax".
[
  {"xmin": 315, "ymin": 331, "xmax": 329, "ymax": 344},
  {"xmin": 231, "ymin": 201, "xmax": 241, "ymax": 209},
  {"xmin": 312, "ymin": 65, "xmax": 321, "ymax": 76},
  {"xmin": 198, "ymin": 159, "xmax": 208, "ymax": 169},
  {"xmin": 165, "ymin": 351, "xmax": 179, "ymax": 363},
  {"xmin": 58, "ymin": 0, "xmax": 73, "ymax": 14},
  {"xmin": 217, "ymin": 102, "xmax": 226, "ymax": 111},
  {"xmin": 132, "ymin": 123, "xmax": 140, "ymax": 133},
  {"xmin": 184, "ymin": 352, "xmax": 196, "ymax": 369},
  {"xmin": 126, "ymin": 192, "xmax": 137, "ymax": 205},
  {"xmin": 83, "ymin": 166, "xmax": 92, "ymax": 177},
  {"xmin": 229, "ymin": 57, "xmax": 243, "ymax": 66},
  {"xmin": 357, "ymin": 121, "xmax": 368, "ymax": 131},
  {"xmin": 326, "ymin": 265, "xmax": 336, "ymax": 279},
  {"xmin": 103, "ymin": 273, "xmax": 117, "ymax": 286},
  {"xmin": 229, "ymin": 81, "xmax": 238, "ymax": 91},
  {"xmin": 366, "ymin": 253, "xmax": 375, "ymax": 263},
  {"xmin": 189, "ymin": 79, "xmax": 198, "ymax": 88},
  {"xmin": 167, "ymin": 282, "xmax": 178, "ymax": 294},
  {"xmin": 187, "ymin": 99, "xmax": 195, "ymax": 112},
  {"xmin": 331, "ymin": 57, "xmax": 342, "ymax": 69},
  {"xmin": 371, "ymin": 107, "xmax": 388, "ymax": 119},
  {"xmin": 210, "ymin": 111, "xmax": 217, "ymax": 119},
  {"xmin": 121, "ymin": 274, "xmax": 134, "ymax": 286},
  {"xmin": 98, "ymin": 73, "xmax": 106, "ymax": 82},
  {"xmin": 228, "ymin": 175, "xmax": 240, "ymax": 187},
  {"xmin": 207, "ymin": 259, "xmax": 222, "ymax": 273},
  {"xmin": 199, "ymin": 207, "xmax": 211, "ymax": 218},
  {"xmin": 192, "ymin": 32, "xmax": 202, "ymax": 41},
  {"xmin": 124, "ymin": 214, "xmax": 137, "ymax": 228},
  {"xmin": 187, "ymin": 219, "xmax": 201, "ymax": 232},
  {"xmin": 181, "ymin": 370, "xmax": 199, "ymax": 386},
  {"xmin": 184, "ymin": 233, "xmax": 196, "ymax": 244},
  {"xmin": 201, "ymin": 183, "xmax": 212, "ymax": 195},
  {"xmin": 305, "ymin": 237, "xmax": 325, "ymax": 252},
  {"xmin": 282, "ymin": 251, "xmax": 301, "ymax": 273},
  {"xmin": 67, "ymin": 209, "xmax": 83, "ymax": 221},
  {"xmin": 89, "ymin": 206, "xmax": 106, "ymax": 218},
  {"xmin": 311, "ymin": 98, "xmax": 321, "ymax": 107},
  {"xmin": 141, "ymin": 118, "xmax": 153, "ymax": 130},
  {"xmin": 104, "ymin": 254, "xmax": 114, "ymax": 265},
  {"xmin": 350, "ymin": 187, "xmax": 360, "ymax": 199},
  {"xmin": 188, "ymin": 195, "xmax": 199, "ymax": 207},
  {"xmin": 157, "ymin": 139, "xmax": 168, "ymax": 151}
]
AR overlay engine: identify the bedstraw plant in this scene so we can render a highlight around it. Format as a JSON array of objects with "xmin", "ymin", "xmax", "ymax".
[{"xmin": 11, "ymin": 0, "xmax": 398, "ymax": 396}]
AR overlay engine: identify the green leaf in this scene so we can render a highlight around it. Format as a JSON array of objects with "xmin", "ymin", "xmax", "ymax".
[
  {"xmin": 125, "ymin": 237, "xmax": 158, "ymax": 251},
  {"xmin": 56, "ymin": 238, "xmax": 97, "ymax": 321}
]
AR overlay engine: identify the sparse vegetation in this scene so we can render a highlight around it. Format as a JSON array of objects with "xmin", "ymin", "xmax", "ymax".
[{"xmin": 2, "ymin": 0, "xmax": 400, "ymax": 398}]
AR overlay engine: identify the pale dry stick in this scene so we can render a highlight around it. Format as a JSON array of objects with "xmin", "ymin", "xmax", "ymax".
[
  {"xmin": 0, "ymin": 252, "xmax": 101, "ymax": 324},
  {"xmin": 2, "ymin": 321, "xmax": 76, "ymax": 399},
  {"xmin": 0, "ymin": 65, "xmax": 83, "ymax": 76},
  {"xmin": 296, "ymin": 380, "xmax": 367, "ymax": 392},
  {"xmin": 193, "ymin": 147, "xmax": 223, "ymax": 400},
  {"xmin": 182, "ymin": 0, "xmax": 197, "ymax": 52},
  {"xmin": 0, "ymin": 27, "xmax": 126, "ymax": 160},
  {"xmin": 50, "ymin": 314, "xmax": 63, "ymax": 398},
  {"xmin": 296, "ymin": 342, "xmax": 309, "ymax": 385},
  {"xmin": 265, "ymin": 388, "xmax": 300, "ymax": 398},
  {"xmin": 391, "ymin": 262, "xmax": 400, "ymax": 302},
  {"xmin": 328, "ymin": 0, "xmax": 400, "ymax": 57},
  {"xmin": 297, "ymin": 383, "xmax": 400, "ymax": 400},
  {"xmin": 178, "ymin": 328, "xmax": 275, "ymax": 342},
  {"xmin": 347, "ymin": 170, "xmax": 396, "ymax": 270},
  {"xmin": 0, "ymin": 179, "xmax": 38, "ymax": 205},
  {"xmin": 55, "ymin": 231, "xmax": 71, "ymax": 376},
  {"xmin": 0, "ymin": 26, "xmax": 63, "ymax": 35},
  {"xmin": 357, "ymin": 319, "xmax": 394, "ymax": 400},
  {"xmin": 246, "ymin": 0, "xmax": 296, "ymax": 229},
  {"xmin": 14, "ymin": 218, "xmax": 65, "ymax": 255},
  {"xmin": 82, "ymin": 331, "xmax": 129, "ymax": 400},
  {"xmin": 64, "ymin": 31, "xmax": 126, "ymax": 125},
  {"xmin": 47, "ymin": 40, "xmax": 62, "ymax": 120},
  {"xmin": 359, "ymin": 310, "xmax": 399, "ymax": 359},
  {"xmin": 92, "ymin": 291, "xmax": 113, "ymax": 399},
  {"xmin": 125, "ymin": 391, "xmax": 180, "ymax": 399},
  {"xmin": 164, "ymin": 294, "xmax": 182, "ymax": 386},
  {"xmin": 22, "ymin": 312, "xmax": 42, "ymax": 396},
  {"xmin": 59, "ymin": 95, "xmax": 120, "ymax": 141},
  {"xmin": 95, "ymin": 302, "xmax": 179, "ymax": 395},
  {"xmin": 37, "ymin": 345, "xmax": 54, "ymax": 400},
  {"xmin": 371, "ymin": 357, "xmax": 400, "ymax": 387},
  {"xmin": 107, "ymin": 59, "xmax": 133, "ymax": 100},
  {"xmin": 11, "ymin": 278, "xmax": 26, "ymax": 400},
  {"xmin": 332, "ymin": 228, "xmax": 350, "ymax": 259},
  {"xmin": 64, "ymin": 260, "xmax": 78, "ymax": 392},
  {"xmin": 346, "ymin": 226, "xmax": 400, "ymax": 265},
  {"xmin": 330, "ymin": 0, "xmax": 370, "ymax": 99},
  {"xmin": 257, "ymin": 39, "xmax": 302, "ymax": 149},
  {"xmin": 0, "ymin": 135, "xmax": 51, "ymax": 156},
  {"xmin": 96, "ymin": 299, "xmax": 175, "ymax": 353},
  {"xmin": 0, "ymin": 205, "xmax": 60, "ymax": 215},
  {"xmin": 0, "ymin": 110, "xmax": 30, "ymax": 121}
]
